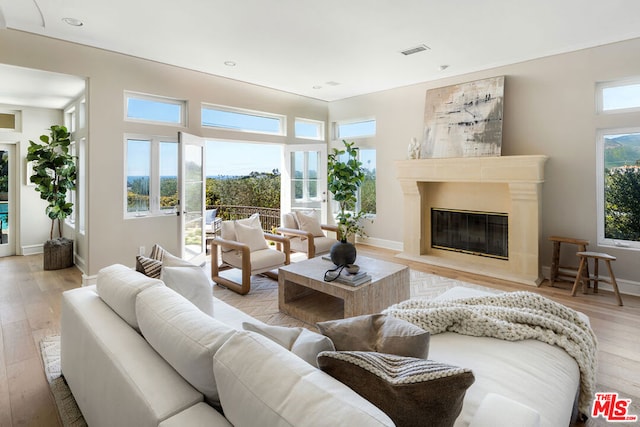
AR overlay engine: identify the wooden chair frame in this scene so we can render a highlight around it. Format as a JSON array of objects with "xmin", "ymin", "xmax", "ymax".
[
  {"xmin": 276, "ymin": 224, "xmax": 338, "ymax": 259},
  {"xmin": 210, "ymin": 232, "xmax": 290, "ymax": 295}
]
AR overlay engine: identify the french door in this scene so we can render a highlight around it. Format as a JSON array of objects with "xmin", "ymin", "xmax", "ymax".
[
  {"xmin": 0, "ymin": 143, "xmax": 15, "ymax": 257},
  {"xmin": 283, "ymin": 144, "xmax": 328, "ymax": 223},
  {"xmin": 178, "ymin": 132, "xmax": 206, "ymax": 265}
]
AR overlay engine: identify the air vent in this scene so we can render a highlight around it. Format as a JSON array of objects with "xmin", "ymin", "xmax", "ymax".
[{"xmin": 400, "ymin": 44, "xmax": 431, "ymax": 56}]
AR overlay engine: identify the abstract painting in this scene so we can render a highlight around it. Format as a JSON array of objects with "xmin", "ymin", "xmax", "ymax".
[{"xmin": 422, "ymin": 76, "xmax": 504, "ymax": 158}]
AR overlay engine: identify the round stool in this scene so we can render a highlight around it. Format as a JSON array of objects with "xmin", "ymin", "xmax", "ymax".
[{"xmin": 571, "ymin": 251, "xmax": 623, "ymax": 306}]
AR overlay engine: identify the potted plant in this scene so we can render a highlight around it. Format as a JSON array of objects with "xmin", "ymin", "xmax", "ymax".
[
  {"xmin": 27, "ymin": 125, "xmax": 77, "ymax": 270},
  {"xmin": 327, "ymin": 140, "xmax": 367, "ymax": 266}
]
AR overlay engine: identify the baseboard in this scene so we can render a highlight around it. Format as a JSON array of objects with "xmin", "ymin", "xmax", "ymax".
[
  {"xmin": 74, "ymin": 254, "xmax": 87, "ymax": 275},
  {"xmin": 541, "ymin": 265, "xmax": 640, "ymax": 297},
  {"xmin": 356, "ymin": 236, "xmax": 403, "ymax": 252},
  {"xmin": 82, "ymin": 273, "xmax": 97, "ymax": 286},
  {"xmin": 21, "ymin": 243, "xmax": 43, "ymax": 256}
]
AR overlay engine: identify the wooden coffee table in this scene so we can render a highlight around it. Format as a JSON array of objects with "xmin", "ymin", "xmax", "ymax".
[{"xmin": 278, "ymin": 255, "xmax": 410, "ymax": 324}]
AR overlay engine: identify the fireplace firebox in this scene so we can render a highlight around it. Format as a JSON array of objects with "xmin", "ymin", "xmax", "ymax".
[{"xmin": 431, "ymin": 208, "xmax": 508, "ymax": 259}]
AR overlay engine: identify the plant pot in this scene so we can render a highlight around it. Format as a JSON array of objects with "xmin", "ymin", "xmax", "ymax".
[
  {"xmin": 329, "ymin": 240, "xmax": 357, "ymax": 267},
  {"xmin": 43, "ymin": 237, "xmax": 74, "ymax": 270}
]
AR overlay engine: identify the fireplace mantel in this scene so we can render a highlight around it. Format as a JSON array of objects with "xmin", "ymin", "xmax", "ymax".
[{"xmin": 395, "ymin": 155, "xmax": 548, "ymax": 286}]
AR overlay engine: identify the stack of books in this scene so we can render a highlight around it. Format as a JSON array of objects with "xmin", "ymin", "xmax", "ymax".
[{"xmin": 325, "ymin": 270, "xmax": 372, "ymax": 286}]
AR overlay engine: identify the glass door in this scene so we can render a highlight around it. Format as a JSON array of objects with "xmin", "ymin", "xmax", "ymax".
[
  {"xmin": 283, "ymin": 144, "xmax": 327, "ymax": 223},
  {"xmin": 0, "ymin": 144, "xmax": 14, "ymax": 257},
  {"xmin": 178, "ymin": 132, "xmax": 206, "ymax": 265}
]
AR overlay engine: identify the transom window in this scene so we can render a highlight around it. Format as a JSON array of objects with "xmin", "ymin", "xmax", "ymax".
[
  {"xmin": 597, "ymin": 78, "xmax": 640, "ymax": 113},
  {"xmin": 335, "ymin": 119, "xmax": 376, "ymax": 139},
  {"xmin": 295, "ymin": 118, "xmax": 325, "ymax": 140},
  {"xmin": 202, "ymin": 104, "xmax": 285, "ymax": 136},
  {"xmin": 125, "ymin": 92, "xmax": 186, "ymax": 126}
]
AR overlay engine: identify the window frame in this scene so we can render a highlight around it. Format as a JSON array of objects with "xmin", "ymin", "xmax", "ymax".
[
  {"xmin": 294, "ymin": 117, "xmax": 325, "ymax": 141},
  {"xmin": 596, "ymin": 126, "xmax": 640, "ymax": 250},
  {"xmin": 596, "ymin": 77, "xmax": 640, "ymax": 114},
  {"xmin": 124, "ymin": 92, "xmax": 187, "ymax": 127},
  {"xmin": 124, "ymin": 134, "xmax": 179, "ymax": 219},
  {"xmin": 201, "ymin": 103, "xmax": 286, "ymax": 136},
  {"xmin": 334, "ymin": 118, "xmax": 377, "ymax": 140}
]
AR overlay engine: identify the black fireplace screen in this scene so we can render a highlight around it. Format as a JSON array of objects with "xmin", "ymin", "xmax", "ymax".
[{"xmin": 431, "ymin": 208, "xmax": 508, "ymax": 259}]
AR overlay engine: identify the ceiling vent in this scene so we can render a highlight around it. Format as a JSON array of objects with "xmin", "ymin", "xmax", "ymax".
[{"xmin": 400, "ymin": 44, "xmax": 431, "ymax": 56}]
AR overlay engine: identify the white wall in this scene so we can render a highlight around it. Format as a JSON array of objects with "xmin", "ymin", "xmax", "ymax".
[
  {"xmin": 0, "ymin": 29, "xmax": 327, "ymax": 276},
  {"xmin": 329, "ymin": 37, "xmax": 640, "ymax": 289}
]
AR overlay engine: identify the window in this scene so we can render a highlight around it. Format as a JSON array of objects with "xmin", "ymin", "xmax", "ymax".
[
  {"xmin": 291, "ymin": 151, "xmax": 319, "ymax": 201},
  {"xmin": 125, "ymin": 92, "xmax": 186, "ymax": 126},
  {"xmin": 597, "ymin": 128, "xmax": 640, "ymax": 249},
  {"xmin": 336, "ymin": 148, "xmax": 377, "ymax": 215},
  {"xmin": 295, "ymin": 118, "xmax": 325, "ymax": 140},
  {"xmin": 125, "ymin": 135, "xmax": 178, "ymax": 217},
  {"xmin": 202, "ymin": 104, "xmax": 285, "ymax": 135},
  {"xmin": 335, "ymin": 119, "xmax": 376, "ymax": 139},
  {"xmin": 0, "ymin": 113, "xmax": 16, "ymax": 130},
  {"xmin": 597, "ymin": 78, "xmax": 640, "ymax": 113}
]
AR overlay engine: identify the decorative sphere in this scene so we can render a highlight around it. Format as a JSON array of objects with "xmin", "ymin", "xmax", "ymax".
[{"xmin": 330, "ymin": 241, "xmax": 357, "ymax": 267}]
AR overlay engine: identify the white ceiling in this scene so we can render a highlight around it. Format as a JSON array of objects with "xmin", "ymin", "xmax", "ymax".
[{"xmin": 1, "ymin": 0, "xmax": 640, "ymax": 107}]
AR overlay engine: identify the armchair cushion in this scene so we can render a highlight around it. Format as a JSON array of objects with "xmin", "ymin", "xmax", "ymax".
[
  {"xmin": 221, "ymin": 248, "xmax": 286, "ymax": 274},
  {"xmin": 220, "ymin": 213, "xmax": 261, "ymax": 252},
  {"xmin": 234, "ymin": 222, "xmax": 268, "ymax": 252},
  {"xmin": 295, "ymin": 211, "xmax": 325, "ymax": 237}
]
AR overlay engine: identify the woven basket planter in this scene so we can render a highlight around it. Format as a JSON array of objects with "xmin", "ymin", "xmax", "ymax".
[{"xmin": 44, "ymin": 238, "xmax": 74, "ymax": 270}]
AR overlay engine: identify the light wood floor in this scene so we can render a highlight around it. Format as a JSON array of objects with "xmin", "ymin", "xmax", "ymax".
[{"xmin": 2, "ymin": 247, "xmax": 639, "ymax": 426}]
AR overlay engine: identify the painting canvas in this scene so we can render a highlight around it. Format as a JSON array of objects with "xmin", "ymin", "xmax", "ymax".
[{"xmin": 422, "ymin": 76, "xmax": 504, "ymax": 158}]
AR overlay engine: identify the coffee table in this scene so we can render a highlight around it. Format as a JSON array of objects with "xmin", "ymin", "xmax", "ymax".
[{"xmin": 278, "ymin": 255, "xmax": 410, "ymax": 324}]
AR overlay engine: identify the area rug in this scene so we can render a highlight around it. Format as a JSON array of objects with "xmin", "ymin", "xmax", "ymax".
[{"xmin": 39, "ymin": 336, "xmax": 87, "ymax": 427}]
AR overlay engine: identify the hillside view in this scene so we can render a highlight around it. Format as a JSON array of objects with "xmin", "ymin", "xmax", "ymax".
[{"xmin": 604, "ymin": 133, "xmax": 640, "ymax": 169}]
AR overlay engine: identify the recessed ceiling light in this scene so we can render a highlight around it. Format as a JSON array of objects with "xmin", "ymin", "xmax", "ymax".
[
  {"xmin": 325, "ymin": 81, "xmax": 341, "ymax": 86},
  {"xmin": 62, "ymin": 17, "xmax": 83, "ymax": 27},
  {"xmin": 439, "ymin": 65, "xmax": 449, "ymax": 71},
  {"xmin": 312, "ymin": 85, "xmax": 322, "ymax": 90},
  {"xmin": 224, "ymin": 61, "xmax": 237, "ymax": 67}
]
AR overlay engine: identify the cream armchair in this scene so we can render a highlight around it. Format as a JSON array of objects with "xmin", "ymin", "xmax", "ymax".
[
  {"xmin": 211, "ymin": 214, "xmax": 290, "ymax": 295},
  {"xmin": 276, "ymin": 212, "xmax": 338, "ymax": 259}
]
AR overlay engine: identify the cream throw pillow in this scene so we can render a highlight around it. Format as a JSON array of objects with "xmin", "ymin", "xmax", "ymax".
[
  {"xmin": 160, "ymin": 265, "xmax": 214, "ymax": 316},
  {"xmin": 295, "ymin": 211, "xmax": 325, "ymax": 237},
  {"xmin": 234, "ymin": 221, "xmax": 268, "ymax": 252}
]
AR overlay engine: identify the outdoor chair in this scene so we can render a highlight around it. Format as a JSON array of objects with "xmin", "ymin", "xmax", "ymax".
[
  {"xmin": 276, "ymin": 212, "xmax": 338, "ymax": 259},
  {"xmin": 211, "ymin": 213, "xmax": 290, "ymax": 295}
]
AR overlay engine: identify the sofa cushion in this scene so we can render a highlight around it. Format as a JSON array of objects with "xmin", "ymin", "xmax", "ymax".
[
  {"xmin": 160, "ymin": 265, "xmax": 214, "ymax": 316},
  {"xmin": 96, "ymin": 264, "xmax": 163, "ymax": 330},
  {"xmin": 317, "ymin": 351, "xmax": 475, "ymax": 427},
  {"xmin": 469, "ymin": 393, "xmax": 541, "ymax": 427},
  {"xmin": 295, "ymin": 211, "xmax": 325, "ymax": 237},
  {"xmin": 213, "ymin": 331, "xmax": 395, "ymax": 427},
  {"xmin": 136, "ymin": 285, "xmax": 236, "ymax": 407},
  {"xmin": 242, "ymin": 321, "xmax": 335, "ymax": 367},
  {"xmin": 136, "ymin": 255, "xmax": 163, "ymax": 279},
  {"xmin": 158, "ymin": 403, "xmax": 232, "ymax": 427},
  {"xmin": 316, "ymin": 313, "xmax": 430, "ymax": 358}
]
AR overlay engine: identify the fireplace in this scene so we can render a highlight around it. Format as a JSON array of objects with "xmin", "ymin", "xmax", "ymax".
[
  {"xmin": 431, "ymin": 208, "xmax": 508, "ymax": 259},
  {"xmin": 395, "ymin": 155, "xmax": 548, "ymax": 286}
]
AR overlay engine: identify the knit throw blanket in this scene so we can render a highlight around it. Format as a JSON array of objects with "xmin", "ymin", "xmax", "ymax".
[{"xmin": 382, "ymin": 291, "xmax": 598, "ymax": 416}]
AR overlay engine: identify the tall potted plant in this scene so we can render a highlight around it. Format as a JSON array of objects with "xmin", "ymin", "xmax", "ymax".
[
  {"xmin": 27, "ymin": 125, "xmax": 77, "ymax": 270},
  {"xmin": 327, "ymin": 140, "xmax": 366, "ymax": 266}
]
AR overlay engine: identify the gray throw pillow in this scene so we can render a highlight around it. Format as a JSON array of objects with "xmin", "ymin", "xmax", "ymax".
[{"xmin": 316, "ymin": 313, "xmax": 430, "ymax": 359}]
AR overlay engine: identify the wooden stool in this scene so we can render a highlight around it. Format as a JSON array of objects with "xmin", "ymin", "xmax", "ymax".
[
  {"xmin": 548, "ymin": 236, "xmax": 589, "ymax": 287},
  {"xmin": 571, "ymin": 251, "xmax": 623, "ymax": 306}
]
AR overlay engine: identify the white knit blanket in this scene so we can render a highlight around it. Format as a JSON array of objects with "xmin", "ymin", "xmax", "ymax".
[{"xmin": 382, "ymin": 291, "xmax": 598, "ymax": 416}]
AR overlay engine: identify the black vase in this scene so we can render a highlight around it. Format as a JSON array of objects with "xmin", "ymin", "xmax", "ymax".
[{"xmin": 330, "ymin": 241, "xmax": 357, "ymax": 267}]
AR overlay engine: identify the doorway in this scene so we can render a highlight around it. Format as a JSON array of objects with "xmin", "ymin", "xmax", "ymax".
[{"xmin": 0, "ymin": 143, "xmax": 15, "ymax": 256}]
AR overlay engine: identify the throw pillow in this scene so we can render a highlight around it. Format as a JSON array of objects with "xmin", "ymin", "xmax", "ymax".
[
  {"xmin": 220, "ymin": 213, "xmax": 261, "ymax": 253},
  {"xmin": 242, "ymin": 321, "xmax": 335, "ymax": 367},
  {"xmin": 234, "ymin": 221, "xmax": 268, "ymax": 252},
  {"xmin": 317, "ymin": 351, "xmax": 475, "ymax": 427},
  {"xmin": 136, "ymin": 255, "xmax": 162, "ymax": 279},
  {"xmin": 148, "ymin": 243, "xmax": 194, "ymax": 267},
  {"xmin": 295, "ymin": 211, "xmax": 325, "ymax": 237},
  {"xmin": 160, "ymin": 265, "xmax": 214, "ymax": 316},
  {"xmin": 316, "ymin": 314, "xmax": 430, "ymax": 359},
  {"xmin": 282, "ymin": 212, "xmax": 298, "ymax": 229}
]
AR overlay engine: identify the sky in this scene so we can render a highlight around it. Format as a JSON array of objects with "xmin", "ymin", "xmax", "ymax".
[{"xmin": 206, "ymin": 141, "xmax": 281, "ymax": 176}]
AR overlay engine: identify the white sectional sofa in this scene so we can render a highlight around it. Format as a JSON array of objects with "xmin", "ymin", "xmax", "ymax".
[{"xmin": 61, "ymin": 264, "xmax": 585, "ymax": 427}]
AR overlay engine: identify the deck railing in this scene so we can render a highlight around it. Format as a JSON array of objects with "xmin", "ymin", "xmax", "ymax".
[{"xmin": 208, "ymin": 205, "xmax": 280, "ymax": 233}]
